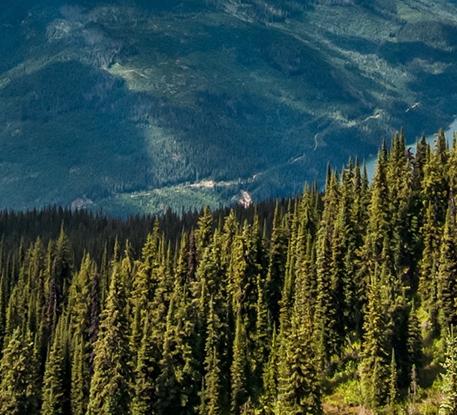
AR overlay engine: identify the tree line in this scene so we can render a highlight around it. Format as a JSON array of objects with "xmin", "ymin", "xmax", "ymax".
[{"xmin": 1, "ymin": 130, "xmax": 457, "ymax": 413}]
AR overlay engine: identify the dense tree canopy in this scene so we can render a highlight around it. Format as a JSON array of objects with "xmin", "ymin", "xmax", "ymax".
[{"xmin": 0, "ymin": 130, "xmax": 457, "ymax": 413}]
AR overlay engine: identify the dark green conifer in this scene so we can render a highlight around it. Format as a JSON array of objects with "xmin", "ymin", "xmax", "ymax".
[
  {"xmin": 407, "ymin": 304, "xmax": 423, "ymax": 384},
  {"xmin": 154, "ymin": 265, "xmax": 200, "ymax": 414},
  {"xmin": 437, "ymin": 206, "xmax": 457, "ymax": 331},
  {"xmin": 439, "ymin": 327, "xmax": 457, "ymax": 414},
  {"xmin": 388, "ymin": 349, "xmax": 398, "ymax": 413},
  {"xmin": 276, "ymin": 306, "xmax": 322, "ymax": 415},
  {"xmin": 360, "ymin": 273, "xmax": 390, "ymax": 410},
  {"xmin": 130, "ymin": 313, "xmax": 156, "ymax": 415},
  {"xmin": 231, "ymin": 310, "xmax": 248, "ymax": 414},
  {"xmin": 419, "ymin": 200, "xmax": 441, "ymax": 327},
  {"xmin": 265, "ymin": 202, "xmax": 287, "ymax": 326},
  {"xmin": 71, "ymin": 332, "xmax": 90, "ymax": 415},
  {"xmin": 199, "ymin": 296, "xmax": 223, "ymax": 415},
  {"xmin": 259, "ymin": 328, "xmax": 278, "ymax": 415},
  {"xmin": 86, "ymin": 260, "xmax": 131, "ymax": 415},
  {"xmin": 41, "ymin": 315, "xmax": 69, "ymax": 415}
]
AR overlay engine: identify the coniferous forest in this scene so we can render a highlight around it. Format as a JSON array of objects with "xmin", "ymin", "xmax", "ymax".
[{"xmin": 3, "ymin": 130, "xmax": 457, "ymax": 414}]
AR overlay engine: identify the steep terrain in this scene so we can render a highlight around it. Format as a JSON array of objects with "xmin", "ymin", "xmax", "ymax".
[{"xmin": 1, "ymin": 0, "xmax": 457, "ymax": 214}]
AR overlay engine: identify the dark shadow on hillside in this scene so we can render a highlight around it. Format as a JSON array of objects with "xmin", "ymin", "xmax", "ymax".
[{"xmin": 0, "ymin": 60, "xmax": 152, "ymax": 209}]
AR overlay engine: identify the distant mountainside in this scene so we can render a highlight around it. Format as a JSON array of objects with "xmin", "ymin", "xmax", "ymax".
[{"xmin": 1, "ymin": 0, "xmax": 457, "ymax": 215}]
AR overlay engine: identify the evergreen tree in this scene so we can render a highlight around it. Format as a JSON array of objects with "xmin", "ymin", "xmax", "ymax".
[
  {"xmin": 388, "ymin": 349, "xmax": 398, "ymax": 413},
  {"xmin": 130, "ymin": 233, "xmax": 158, "ymax": 358},
  {"xmin": 0, "ymin": 328, "xmax": 40, "ymax": 415},
  {"xmin": 154, "ymin": 273, "xmax": 200, "ymax": 415},
  {"xmin": 72, "ymin": 332, "xmax": 90, "ymax": 415},
  {"xmin": 130, "ymin": 313, "xmax": 156, "ymax": 415},
  {"xmin": 419, "ymin": 201, "xmax": 441, "ymax": 333},
  {"xmin": 407, "ymin": 304, "xmax": 423, "ymax": 385},
  {"xmin": 439, "ymin": 327, "xmax": 457, "ymax": 415},
  {"xmin": 231, "ymin": 310, "xmax": 248, "ymax": 414},
  {"xmin": 265, "ymin": 202, "xmax": 287, "ymax": 326},
  {"xmin": 360, "ymin": 273, "xmax": 390, "ymax": 410},
  {"xmin": 156, "ymin": 232, "xmax": 200, "ymax": 414},
  {"xmin": 315, "ymin": 170, "xmax": 343, "ymax": 366},
  {"xmin": 86, "ymin": 260, "xmax": 131, "ymax": 415},
  {"xmin": 199, "ymin": 296, "xmax": 223, "ymax": 415},
  {"xmin": 276, "ymin": 306, "xmax": 322, "ymax": 415},
  {"xmin": 41, "ymin": 315, "xmax": 70, "ymax": 415},
  {"xmin": 259, "ymin": 328, "xmax": 278, "ymax": 415},
  {"xmin": 437, "ymin": 206, "xmax": 457, "ymax": 331}
]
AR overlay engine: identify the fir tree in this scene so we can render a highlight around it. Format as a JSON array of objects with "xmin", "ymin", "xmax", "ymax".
[
  {"xmin": 360, "ymin": 273, "xmax": 390, "ymax": 410},
  {"xmin": 437, "ymin": 206, "xmax": 457, "ymax": 331},
  {"xmin": 439, "ymin": 327, "xmax": 457, "ymax": 415},
  {"xmin": 130, "ymin": 313, "xmax": 156, "ymax": 415},
  {"xmin": 0, "ymin": 328, "xmax": 40, "ymax": 415},
  {"xmin": 86, "ymin": 261, "xmax": 131, "ymax": 415},
  {"xmin": 259, "ymin": 327, "xmax": 278, "ymax": 415},
  {"xmin": 276, "ymin": 306, "xmax": 322, "ymax": 415},
  {"xmin": 199, "ymin": 296, "xmax": 223, "ymax": 415},
  {"xmin": 41, "ymin": 315, "xmax": 69, "ymax": 415},
  {"xmin": 231, "ymin": 310, "xmax": 248, "ymax": 414}
]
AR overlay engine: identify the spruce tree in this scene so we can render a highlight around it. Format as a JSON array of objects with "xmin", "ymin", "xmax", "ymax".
[
  {"xmin": 388, "ymin": 349, "xmax": 398, "ymax": 413},
  {"xmin": 265, "ymin": 202, "xmax": 287, "ymax": 326},
  {"xmin": 439, "ymin": 327, "xmax": 457, "ymax": 415},
  {"xmin": 41, "ymin": 315, "xmax": 69, "ymax": 415},
  {"xmin": 276, "ymin": 306, "xmax": 322, "ymax": 415},
  {"xmin": 0, "ymin": 328, "xmax": 40, "ymax": 415},
  {"xmin": 360, "ymin": 273, "xmax": 390, "ymax": 410},
  {"xmin": 199, "ymin": 296, "xmax": 223, "ymax": 415},
  {"xmin": 231, "ymin": 310, "xmax": 248, "ymax": 414},
  {"xmin": 72, "ymin": 332, "xmax": 90, "ymax": 415},
  {"xmin": 419, "ymin": 201, "xmax": 441, "ymax": 333},
  {"xmin": 259, "ymin": 328, "xmax": 278, "ymax": 415},
  {"xmin": 86, "ymin": 261, "xmax": 131, "ymax": 415},
  {"xmin": 437, "ymin": 206, "xmax": 457, "ymax": 331},
  {"xmin": 130, "ymin": 313, "xmax": 156, "ymax": 415}
]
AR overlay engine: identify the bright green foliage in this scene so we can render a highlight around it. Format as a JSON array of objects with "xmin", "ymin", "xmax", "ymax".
[
  {"xmin": 86, "ymin": 261, "xmax": 131, "ymax": 415},
  {"xmin": 259, "ymin": 328, "xmax": 278, "ymax": 415},
  {"xmin": 154, "ymin": 276, "xmax": 200, "ymax": 414},
  {"xmin": 41, "ymin": 315, "xmax": 70, "ymax": 415},
  {"xmin": 231, "ymin": 310, "xmax": 248, "ymax": 414},
  {"xmin": 419, "ymin": 201, "xmax": 441, "ymax": 332},
  {"xmin": 388, "ymin": 349, "xmax": 398, "ymax": 412},
  {"xmin": 130, "ymin": 313, "xmax": 156, "ymax": 415},
  {"xmin": 199, "ymin": 296, "xmax": 223, "ymax": 415},
  {"xmin": 130, "ymin": 223, "xmax": 160, "ymax": 355},
  {"xmin": 71, "ymin": 332, "xmax": 90, "ymax": 415},
  {"xmin": 0, "ymin": 328, "xmax": 40, "ymax": 415},
  {"xmin": 69, "ymin": 254, "xmax": 95, "ymax": 415},
  {"xmin": 2, "ymin": 129, "xmax": 457, "ymax": 414},
  {"xmin": 276, "ymin": 306, "xmax": 322, "ymax": 415},
  {"xmin": 439, "ymin": 328, "xmax": 457, "ymax": 415},
  {"xmin": 252, "ymin": 271, "xmax": 271, "ymax": 391},
  {"xmin": 361, "ymin": 274, "xmax": 390, "ymax": 410},
  {"xmin": 196, "ymin": 206, "xmax": 214, "ymax": 256}
]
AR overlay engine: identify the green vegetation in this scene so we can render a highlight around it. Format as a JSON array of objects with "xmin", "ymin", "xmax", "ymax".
[
  {"xmin": 1, "ymin": 0, "xmax": 457, "ymax": 214},
  {"xmin": 1, "ymin": 129, "xmax": 457, "ymax": 413}
]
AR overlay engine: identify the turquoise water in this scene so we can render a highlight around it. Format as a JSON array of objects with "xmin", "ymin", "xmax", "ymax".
[{"xmin": 365, "ymin": 120, "xmax": 457, "ymax": 181}]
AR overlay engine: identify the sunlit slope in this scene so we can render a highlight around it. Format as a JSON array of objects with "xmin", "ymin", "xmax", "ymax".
[{"xmin": 0, "ymin": 0, "xmax": 456, "ymax": 214}]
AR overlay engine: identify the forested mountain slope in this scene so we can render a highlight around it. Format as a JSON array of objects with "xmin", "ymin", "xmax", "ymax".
[
  {"xmin": 0, "ymin": 0, "xmax": 457, "ymax": 213},
  {"xmin": 2, "ymin": 131, "xmax": 457, "ymax": 413},
  {"xmin": 1, "ymin": 0, "xmax": 457, "ymax": 214}
]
